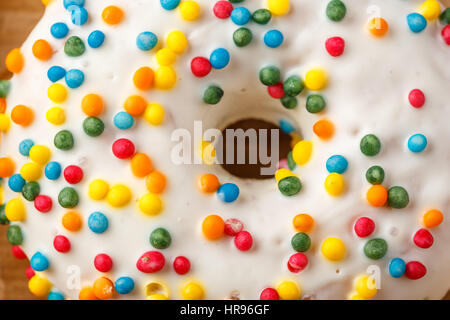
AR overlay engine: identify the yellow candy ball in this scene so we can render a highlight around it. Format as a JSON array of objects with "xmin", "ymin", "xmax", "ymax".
[
  {"xmin": 166, "ymin": 30, "xmax": 188, "ymax": 54},
  {"xmin": 267, "ymin": 0, "xmax": 290, "ymax": 16},
  {"xmin": 181, "ymin": 281, "xmax": 205, "ymax": 300},
  {"xmin": 29, "ymin": 145, "xmax": 51, "ymax": 165},
  {"xmin": 419, "ymin": 0, "xmax": 441, "ymax": 21},
  {"xmin": 88, "ymin": 179, "xmax": 110, "ymax": 200},
  {"xmin": 20, "ymin": 162, "xmax": 42, "ymax": 181},
  {"xmin": 5, "ymin": 198, "xmax": 26, "ymax": 221},
  {"xmin": 348, "ymin": 292, "xmax": 367, "ymax": 300},
  {"xmin": 355, "ymin": 275, "xmax": 377, "ymax": 299},
  {"xmin": 179, "ymin": 1, "xmax": 201, "ymax": 21},
  {"xmin": 292, "ymin": 140, "xmax": 313, "ymax": 166},
  {"xmin": 155, "ymin": 66, "xmax": 177, "ymax": 90},
  {"xmin": 106, "ymin": 184, "xmax": 131, "ymax": 207},
  {"xmin": 275, "ymin": 168, "xmax": 295, "ymax": 182},
  {"xmin": 138, "ymin": 193, "xmax": 163, "ymax": 216},
  {"xmin": 276, "ymin": 280, "xmax": 301, "ymax": 300},
  {"xmin": 47, "ymin": 83, "xmax": 68, "ymax": 103},
  {"xmin": 146, "ymin": 294, "xmax": 168, "ymax": 300},
  {"xmin": 156, "ymin": 48, "xmax": 177, "ymax": 66},
  {"xmin": 304, "ymin": 68, "xmax": 327, "ymax": 91},
  {"xmin": 46, "ymin": 107, "xmax": 65, "ymax": 125},
  {"xmin": 29, "ymin": 275, "xmax": 52, "ymax": 297},
  {"xmin": 321, "ymin": 237, "xmax": 346, "ymax": 261},
  {"xmin": 144, "ymin": 103, "xmax": 165, "ymax": 125},
  {"xmin": 0, "ymin": 113, "xmax": 11, "ymax": 132},
  {"xmin": 324, "ymin": 172, "xmax": 345, "ymax": 196},
  {"xmin": 41, "ymin": 0, "xmax": 53, "ymax": 5},
  {"xmin": 200, "ymin": 141, "xmax": 216, "ymax": 166}
]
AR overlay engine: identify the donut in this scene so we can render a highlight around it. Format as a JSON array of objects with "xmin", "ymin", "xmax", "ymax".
[{"xmin": 0, "ymin": 0, "xmax": 449, "ymax": 300}]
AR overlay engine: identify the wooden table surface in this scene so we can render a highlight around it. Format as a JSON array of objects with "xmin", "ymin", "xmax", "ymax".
[{"xmin": 0, "ymin": 0, "xmax": 449, "ymax": 300}]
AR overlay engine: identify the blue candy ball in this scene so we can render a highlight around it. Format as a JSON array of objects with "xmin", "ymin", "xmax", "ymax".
[
  {"xmin": 210, "ymin": 48, "xmax": 230, "ymax": 69},
  {"xmin": 64, "ymin": 0, "xmax": 85, "ymax": 9},
  {"xmin": 160, "ymin": 0, "xmax": 180, "ymax": 10},
  {"xmin": 217, "ymin": 183, "xmax": 240, "ymax": 203},
  {"xmin": 30, "ymin": 252, "xmax": 50, "ymax": 271},
  {"xmin": 114, "ymin": 111, "xmax": 134, "ymax": 130},
  {"xmin": 88, "ymin": 212, "xmax": 109, "ymax": 234},
  {"xmin": 48, "ymin": 291, "xmax": 65, "ymax": 300},
  {"xmin": 50, "ymin": 22, "xmax": 69, "ymax": 39},
  {"xmin": 45, "ymin": 162, "xmax": 62, "ymax": 180},
  {"xmin": 19, "ymin": 139, "xmax": 34, "ymax": 156},
  {"xmin": 279, "ymin": 119, "xmax": 295, "ymax": 134},
  {"xmin": 231, "ymin": 7, "xmax": 251, "ymax": 25},
  {"xmin": 407, "ymin": 13, "xmax": 427, "ymax": 33},
  {"xmin": 389, "ymin": 257, "xmax": 406, "ymax": 278},
  {"xmin": 47, "ymin": 66, "xmax": 67, "ymax": 82},
  {"xmin": 326, "ymin": 155, "xmax": 349, "ymax": 174},
  {"xmin": 71, "ymin": 7, "xmax": 89, "ymax": 26},
  {"xmin": 115, "ymin": 277, "xmax": 135, "ymax": 294},
  {"xmin": 136, "ymin": 32, "xmax": 158, "ymax": 51},
  {"xmin": 88, "ymin": 30, "xmax": 105, "ymax": 48},
  {"xmin": 408, "ymin": 134, "xmax": 427, "ymax": 153},
  {"xmin": 8, "ymin": 174, "xmax": 26, "ymax": 193},
  {"xmin": 65, "ymin": 69, "xmax": 85, "ymax": 89},
  {"xmin": 264, "ymin": 29, "xmax": 284, "ymax": 48}
]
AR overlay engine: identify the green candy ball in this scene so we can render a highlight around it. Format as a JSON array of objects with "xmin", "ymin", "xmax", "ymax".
[
  {"xmin": 326, "ymin": 0, "xmax": 347, "ymax": 22},
  {"xmin": 203, "ymin": 86, "xmax": 224, "ymax": 105},
  {"xmin": 252, "ymin": 9, "xmax": 272, "ymax": 24},
  {"xmin": 233, "ymin": 27, "xmax": 253, "ymax": 47},
  {"xmin": 58, "ymin": 187, "xmax": 79, "ymax": 208},
  {"xmin": 54, "ymin": 130, "xmax": 74, "ymax": 150},
  {"xmin": 366, "ymin": 166, "xmax": 385, "ymax": 185},
  {"xmin": 360, "ymin": 134, "xmax": 381, "ymax": 156},
  {"xmin": 287, "ymin": 151, "xmax": 296, "ymax": 171},
  {"xmin": 306, "ymin": 94, "xmax": 326, "ymax": 113},
  {"xmin": 7, "ymin": 225, "xmax": 23, "ymax": 245},
  {"xmin": 364, "ymin": 238, "xmax": 388, "ymax": 260},
  {"xmin": 388, "ymin": 186, "xmax": 409, "ymax": 209},
  {"xmin": 150, "ymin": 227, "xmax": 172, "ymax": 249},
  {"xmin": 440, "ymin": 8, "xmax": 450, "ymax": 25},
  {"xmin": 0, "ymin": 80, "xmax": 10, "ymax": 98},
  {"xmin": 83, "ymin": 117, "xmax": 105, "ymax": 137},
  {"xmin": 281, "ymin": 96, "xmax": 298, "ymax": 110},
  {"xmin": 64, "ymin": 36, "xmax": 86, "ymax": 57},
  {"xmin": 22, "ymin": 181, "xmax": 40, "ymax": 201},
  {"xmin": 259, "ymin": 66, "xmax": 281, "ymax": 86},
  {"xmin": 291, "ymin": 232, "xmax": 311, "ymax": 252},
  {"xmin": 278, "ymin": 176, "xmax": 302, "ymax": 196},
  {"xmin": 0, "ymin": 204, "xmax": 10, "ymax": 225},
  {"xmin": 283, "ymin": 75, "xmax": 304, "ymax": 97}
]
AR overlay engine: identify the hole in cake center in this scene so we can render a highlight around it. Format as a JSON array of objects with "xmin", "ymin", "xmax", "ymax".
[{"xmin": 219, "ymin": 118, "xmax": 292, "ymax": 180}]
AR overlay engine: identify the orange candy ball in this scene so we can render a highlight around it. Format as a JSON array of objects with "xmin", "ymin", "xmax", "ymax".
[
  {"xmin": 366, "ymin": 185, "xmax": 388, "ymax": 207},
  {"xmin": 423, "ymin": 209, "xmax": 443, "ymax": 228},
  {"xmin": 198, "ymin": 174, "xmax": 220, "ymax": 193},
  {"xmin": 293, "ymin": 214, "xmax": 314, "ymax": 233},
  {"xmin": 79, "ymin": 286, "xmax": 98, "ymax": 300},
  {"xmin": 0, "ymin": 157, "xmax": 15, "ymax": 177},
  {"xmin": 32, "ymin": 39, "xmax": 53, "ymax": 61},
  {"xmin": 313, "ymin": 119, "xmax": 334, "ymax": 140},
  {"xmin": 102, "ymin": 6, "xmax": 124, "ymax": 25},
  {"xmin": 62, "ymin": 211, "xmax": 82, "ymax": 232},
  {"xmin": 124, "ymin": 95, "xmax": 147, "ymax": 116},
  {"xmin": 11, "ymin": 105, "xmax": 34, "ymax": 126},
  {"xmin": 368, "ymin": 17, "xmax": 389, "ymax": 37},
  {"xmin": 133, "ymin": 67, "xmax": 154, "ymax": 90},
  {"xmin": 82, "ymin": 94, "xmax": 104, "ymax": 116},
  {"xmin": 130, "ymin": 153, "xmax": 153, "ymax": 177},
  {"xmin": 5, "ymin": 48, "xmax": 24, "ymax": 74},
  {"xmin": 93, "ymin": 277, "xmax": 114, "ymax": 300},
  {"xmin": 145, "ymin": 171, "xmax": 167, "ymax": 194},
  {"xmin": 202, "ymin": 214, "xmax": 225, "ymax": 240}
]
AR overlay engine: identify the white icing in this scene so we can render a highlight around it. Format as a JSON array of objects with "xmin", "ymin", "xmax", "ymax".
[{"xmin": 1, "ymin": 0, "xmax": 450, "ymax": 299}]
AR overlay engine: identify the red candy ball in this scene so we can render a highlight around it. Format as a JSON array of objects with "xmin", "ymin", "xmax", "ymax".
[
  {"xmin": 173, "ymin": 256, "xmax": 191, "ymax": 275},
  {"xmin": 405, "ymin": 261, "xmax": 427, "ymax": 280},
  {"xmin": 213, "ymin": 1, "xmax": 233, "ymax": 19},
  {"xmin": 11, "ymin": 245, "xmax": 26, "ymax": 259},
  {"xmin": 112, "ymin": 138, "xmax": 135, "ymax": 159},
  {"xmin": 34, "ymin": 195, "xmax": 53, "ymax": 213},
  {"xmin": 260, "ymin": 288, "xmax": 280, "ymax": 300},
  {"xmin": 267, "ymin": 83, "xmax": 285, "ymax": 99},
  {"xmin": 325, "ymin": 36, "xmax": 345, "ymax": 57},
  {"xmin": 136, "ymin": 251, "xmax": 165, "ymax": 273},
  {"xmin": 354, "ymin": 217, "xmax": 375, "ymax": 238},
  {"xmin": 64, "ymin": 165, "xmax": 84, "ymax": 184},
  {"xmin": 408, "ymin": 89, "xmax": 425, "ymax": 108},
  {"xmin": 287, "ymin": 252, "xmax": 308, "ymax": 273},
  {"xmin": 94, "ymin": 253, "xmax": 113, "ymax": 272},
  {"xmin": 224, "ymin": 218, "xmax": 244, "ymax": 236},
  {"xmin": 53, "ymin": 235, "xmax": 71, "ymax": 253},
  {"xmin": 442, "ymin": 25, "xmax": 450, "ymax": 45},
  {"xmin": 191, "ymin": 57, "xmax": 212, "ymax": 77},
  {"xmin": 25, "ymin": 265, "xmax": 35, "ymax": 280},
  {"xmin": 413, "ymin": 228, "xmax": 434, "ymax": 249},
  {"xmin": 234, "ymin": 231, "xmax": 253, "ymax": 251}
]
